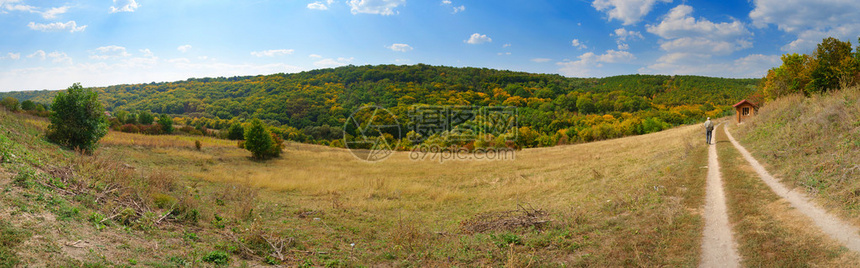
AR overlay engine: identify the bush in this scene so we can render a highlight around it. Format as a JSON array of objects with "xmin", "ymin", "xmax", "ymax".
[
  {"xmin": 46, "ymin": 83, "xmax": 108, "ymax": 152},
  {"xmin": 227, "ymin": 122, "xmax": 244, "ymax": 140},
  {"xmin": 158, "ymin": 114, "xmax": 173, "ymax": 134},
  {"xmin": 243, "ymin": 119, "xmax": 281, "ymax": 159},
  {"xmin": 138, "ymin": 110, "xmax": 154, "ymax": 125},
  {"xmin": 1, "ymin": 97, "xmax": 19, "ymax": 112},
  {"xmin": 202, "ymin": 250, "xmax": 229, "ymax": 265},
  {"xmin": 20, "ymin": 100, "xmax": 35, "ymax": 111},
  {"xmin": 120, "ymin": 124, "xmax": 140, "ymax": 133}
]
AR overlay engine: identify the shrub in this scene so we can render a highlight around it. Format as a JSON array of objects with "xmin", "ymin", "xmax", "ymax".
[
  {"xmin": 158, "ymin": 114, "xmax": 173, "ymax": 134},
  {"xmin": 20, "ymin": 100, "xmax": 35, "ymax": 111},
  {"xmin": 194, "ymin": 140, "xmax": 202, "ymax": 151},
  {"xmin": 227, "ymin": 122, "xmax": 244, "ymax": 140},
  {"xmin": 46, "ymin": 83, "xmax": 108, "ymax": 152},
  {"xmin": 138, "ymin": 110, "xmax": 154, "ymax": 125},
  {"xmin": 0, "ymin": 97, "xmax": 18, "ymax": 112},
  {"xmin": 202, "ymin": 250, "xmax": 229, "ymax": 265},
  {"xmin": 120, "ymin": 124, "xmax": 140, "ymax": 133},
  {"xmin": 243, "ymin": 119, "xmax": 281, "ymax": 159}
]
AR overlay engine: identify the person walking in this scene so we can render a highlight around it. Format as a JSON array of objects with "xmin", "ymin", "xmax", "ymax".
[{"xmin": 704, "ymin": 117, "xmax": 714, "ymax": 145}]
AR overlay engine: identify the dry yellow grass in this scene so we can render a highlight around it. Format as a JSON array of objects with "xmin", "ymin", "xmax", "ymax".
[
  {"xmin": 100, "ymin": 130, "xmax": 235, "ymax": 149},
  {"xmin": 101, "ymin": 121, "xmax": 709, "ymax": 266}
]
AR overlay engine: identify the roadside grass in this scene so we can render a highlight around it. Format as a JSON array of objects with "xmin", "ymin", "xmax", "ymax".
[
  {"xmin": 718, "ymin": 124, "xmax": 860, "ymax": 266},
  {"xmin": 2, "ymin": 108, "xmax": 710, "ymax": 266},
  {"xmin": 734, "ymin": 87, "xmax": 860, "ymax": 224}
]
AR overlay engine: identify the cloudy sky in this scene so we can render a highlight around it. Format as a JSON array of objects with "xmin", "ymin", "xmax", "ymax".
[{"xmin": 1, "ymin": 0, "xmax": 858, "ymax": 91}]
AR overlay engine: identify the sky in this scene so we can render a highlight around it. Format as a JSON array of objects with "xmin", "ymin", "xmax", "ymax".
[{"xmin": 1, "ymin": 0, "xmax": 859, "ymax": 91}]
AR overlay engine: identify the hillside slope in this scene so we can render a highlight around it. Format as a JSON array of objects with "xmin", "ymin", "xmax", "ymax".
[
  {"xmin": 732, "ymin": 87, "xmax": 860, "ymax": 222},
  {"xmin": 0, "ymin": 107, "xmax": 711, "ymax": 266}
]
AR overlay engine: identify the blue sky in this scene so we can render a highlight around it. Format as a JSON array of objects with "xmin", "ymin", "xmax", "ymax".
[{"xmin": 1, "ymin": 0, "xmax": 859, "ymax": 91}]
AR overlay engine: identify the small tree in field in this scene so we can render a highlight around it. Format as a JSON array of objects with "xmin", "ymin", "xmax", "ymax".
[
  {"xmin": 46, "ymin": 83, "xmax": 108, "ymax": 153},
  {"xmin": 158, "ymin": 114, "xmax": 174, "ymax": 134},
  {"xmin": 1, "ymin": 97, "xmax": 19, "ymax": 111},
  {"xmin": 243, "ymin": 119, "xmax": 281, "ymax": 159},
  {"xmin": 227, "ymin": 122, "xmax": 245, "ymax": 140}
]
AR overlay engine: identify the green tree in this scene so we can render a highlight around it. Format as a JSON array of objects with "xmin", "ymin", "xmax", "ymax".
[
  {"xmin": 227, "ymin": 122, "xmax": 245, "ymax": 140},
  {"xmin": 1, "ymin": 97, "xmax": 19, "ymax": 111},
  {"xmin": 20, "ymin": 100, "xmax": 35, "ymax": 111},
  {"xmin": 244, "ymin": 119, "xmax": 280, "ymax": 159},
  {"xmin": 46, "ymin": 83, "xmax": 108, "ymax": 152},
  {"xmin": 808, "ymin": 37, "xmax": 854, "ymax": 93},
  {"xmin": 138, "ymin": 110, "xmax": 154, "ymax": 125},
  {"xmin": 158, "ymin": 114, "xmax": 174, "ymax": 134}
]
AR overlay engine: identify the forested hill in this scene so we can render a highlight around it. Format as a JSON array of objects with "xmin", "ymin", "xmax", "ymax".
[{"xmin": 1, "ymin": 64, "xmax": 759, "ymax": 146}]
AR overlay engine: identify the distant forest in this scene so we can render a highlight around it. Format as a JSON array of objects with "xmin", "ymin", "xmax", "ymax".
[{"xmin": 1, "ymin": 64, "xmax": 760, "ymax": 148}]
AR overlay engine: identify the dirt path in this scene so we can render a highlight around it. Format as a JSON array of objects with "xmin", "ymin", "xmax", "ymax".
[
  {"xmin": 700, "ymin": 124, "xmax": 741, "ymax": 268},
  {"xmin": 724, "ymin": 126, "xmax": 860, "ymax": 252}
]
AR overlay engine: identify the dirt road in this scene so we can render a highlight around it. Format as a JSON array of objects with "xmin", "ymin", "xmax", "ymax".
[{"xmin": 700, "ymin": 124, "xmax": 741, "ymax": 268}]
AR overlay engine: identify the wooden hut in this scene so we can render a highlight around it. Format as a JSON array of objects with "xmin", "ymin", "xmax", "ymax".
[{"xmin": 732, "ymin": 99, "xmax": 757, "ymax": 123}]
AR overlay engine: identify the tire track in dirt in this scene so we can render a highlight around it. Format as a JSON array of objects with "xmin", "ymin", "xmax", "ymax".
[
  {"xmin": 724, "ymin": 126, "xmax": 860, "ymax": 252},
  {"xmin": 700, "ymin": 124, "xmax": 741, "ymax": 268}
]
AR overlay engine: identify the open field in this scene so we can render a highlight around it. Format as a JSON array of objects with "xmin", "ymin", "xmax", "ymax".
[{"xmin": 1, "ymin": 109, "xmax": 710, "ymax": 266}]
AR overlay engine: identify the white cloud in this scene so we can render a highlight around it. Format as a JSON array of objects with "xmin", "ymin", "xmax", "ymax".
[
  {"xmin": 640, "ymin": 53, "xmax": 779, "ymax": 78},
  {"xmin": 611, "ymin": 28, "xmax": 641, "ymax": 50},
  {"xmin": 177, "ymin": 45, "xmax": 192, "ymax": 53},
  {"xmin": 592, "ymin": 0, "xmax": 673, "ymax": 25},
  {"xmin": 348, "ymin": 0, "xmax": 405, "ymax": 15},
  {"xmin": 90, "ymin": 45, "xmax": 131, "ymax": 60},
  {"xmin": 314, "ymin": 57, "xmax": 354, "ymax": 68},
  {"xmin": 250, "ymin": 49, "xmax": 295, "ymax": 57},
  {"xmin": 27, "ymin": 50, "xmax": 46, "ymax": 60},
  {"xmin": 646, "ymin": 5, "xmax": 751, "ymax": 55},
  {"xmin": 139, "ymin": 49, "xmax": 154, "ymax": 57},
  {"xmin": 5, "ymin": 53, "xmax": 20, "ymax": 60},
  {"xmin": 465, "ymin": 33, "xmax": 492, "ymax": 44},
  {"xmin": 1, "ymin": 0, "xmax": 36, "ymax": 13},
  {"xmin": 110, "ymin": 0, "xmax": 140, "ymax": 13},
  {"xmin": 531, "ymin": 58, "xmax": 552, "ymax": 63},
  {"xmin": 47, "ymin": 51, "xmax": 72, "ymax": 64},
  {"xmin": 0, "ymin": 58, "xmax": 303, "ymax": 91},
  {"xmin": 557, "ymin": 50, "xmax": 635, "ymax": 77},
  {"xmin": 1, "ymin": 1, "xmax": 70, "ymax": 19},
  {"xmin": 27, "ymin": 21, "xmax": 87, "ymax": 32},
  {"xmin": 307, "ymin": 2, "xmax": 328, "ymax": 10},
  {"xmin": 308, "ymin": 54, "xmax": 323, "ymax": 58},
  {"xmin": 387, "ymin": 43, "xmax": 413, "ymax": 52},
  {"xmin": 571, "ymin": 39, "xmax": 587, "ymax": 49},
  {"xmin": 40, "ymin": 6, "xmax": 69, "ymax": 19},
  {"xmin": 502, "ymin": 43, "xmax": 511, "ymax": 48},
  {"xmin": 442, "ymin": 0, "xmax": 451, "ymax": 4},
  {"xmin": 750, "ymin": 0, "xmax": 860, "ymax": 53},
  {"xmin": 613, "ymin": 28, "xmax": 643, "ymax": 41},
  {"xmin": 452, "ymin": 5, "xmax": 465, "ymax": 14},
  {"xmin": 497, "ymin": 52, "xmax": 511, "ymax": 56}
]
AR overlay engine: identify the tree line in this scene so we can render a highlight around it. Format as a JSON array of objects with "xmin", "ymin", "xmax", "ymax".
[{"xmin": 0, "ymin": 65, "xmax": 760, "ymax": 149}]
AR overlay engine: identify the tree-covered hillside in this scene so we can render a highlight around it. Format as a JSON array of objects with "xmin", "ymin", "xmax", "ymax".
[{"xmin": 1, "ymin": 64, "xmax": 759, "ymax": 147}]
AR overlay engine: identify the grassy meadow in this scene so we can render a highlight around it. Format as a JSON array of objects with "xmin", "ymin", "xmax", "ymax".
[{"xmin": 0, "ymin": 108, "xmax": 711, "ymax": 266}]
